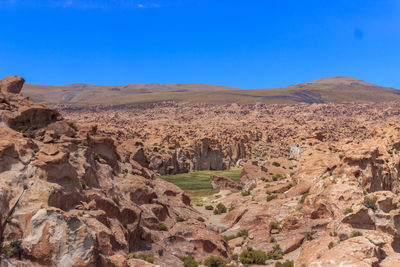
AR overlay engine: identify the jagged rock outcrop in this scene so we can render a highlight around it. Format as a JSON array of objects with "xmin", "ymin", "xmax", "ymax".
[{"xmin": 0, "ymin": 76, "xmax": 231, "ymax": 266}]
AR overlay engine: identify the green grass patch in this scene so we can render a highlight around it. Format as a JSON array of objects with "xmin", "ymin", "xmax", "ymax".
[{"xmin": 159, "ymin": 169, "xmax": 241, "ymax": 201}]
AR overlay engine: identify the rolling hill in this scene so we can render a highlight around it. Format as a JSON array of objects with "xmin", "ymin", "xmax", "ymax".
[{"xmin": 22, "ymin": 76, "xmax": 400, "ymax": 105}]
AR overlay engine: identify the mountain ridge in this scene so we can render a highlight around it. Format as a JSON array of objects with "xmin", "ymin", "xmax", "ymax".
[{"xmin": 22, "ymin": 76, "xmax": 399, "ymax": 105}]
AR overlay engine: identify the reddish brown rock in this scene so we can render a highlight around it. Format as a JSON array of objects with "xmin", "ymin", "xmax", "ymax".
[
  {"xmin": 0, "ymin": 75, "xmax": 25, "ymax": 94},
  {"xmin": 210, "ymin": 174, "xmax": 241, "ymax": 191}
]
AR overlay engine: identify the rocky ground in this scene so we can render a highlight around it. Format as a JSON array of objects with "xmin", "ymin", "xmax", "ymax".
[
  {"xmin": 56, "ymin": 101, "xmax": 400, "ymax": 178},
  {"xmin": 2, "ymin": 75, "xmax": 400, "ymax": 266}
]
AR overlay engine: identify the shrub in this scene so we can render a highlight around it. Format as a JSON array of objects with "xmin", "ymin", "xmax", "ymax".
[
  {"xmin": 272, "ymin": 174, "xmax": 284, "ymax": 181},
  {"xmin": 329, "ymin": 232, "xmax": 337, "ymax": 237},
  {"xmin": 203, "ymin": 255, "xmax": 226, "ymax": 267},
  {"xmin": 112, "ymin": 195, "xmax": 120, "ymax": 206},
  {"xmin": 1, "ymin": 239, "xmax": 23, "ymax": 258},
  {"xmin": 267, "ymin": 244, "xmax": 283, "ymax": 260},
  {"xmin": 269, "ymin": 221, "xmax": 280, "ymax": 232},
  {"xmin": 339, "ymin": 233, "xmax": 348, "ymax": 241},
  {"xmin": 15, "ymin": 125, "xmax": 28, "ymax": 133},
  {"xmin": 197, "ymin": 217, "xmax": 205, "ymax": 222},
  {"xmin": 328, "ymin": 241, "xmax": 334, "ymax": 249},
  {"xmin": 240, "ymin": 247, "xmax": 268, "ymax": 264},
  {"xmin": 213, "ymin": 203, "xmax": 227, "ymax": 215},
  {"xmin": 236, "ymin": 229, "xmax": 248, "ymax": 238},
  {"xmin": 205, "ymin": 205, "xmax": 214, "ymax": 210},
  {"xmin": 269, "ymin": 236, "xmax": 276, "ymax": 243},
  {"xmin": 176, "ymin": 216, "xmax": 186, "ymax": 222},
  {"xmin": 350, "ymin": 230, "xmax": 362, "ymax": 238},
  {"xmin": 299, "ymin": 193, "xmax": 310, "ymax": 204},
  {"xmin": 241, "ymin": 190, "xmax": 251, "ymax": 196},
  {"xmin": 261, "ymin": 166, "xmax": 268, "ymax": 173},
  {"xmin": 223, "ymin": 229, "xmax": 248, "ymax": 241},
  {"xmin": 222, "ymin": 235, "xmax": 235, "ymax": 241},
  {"xmin": 180, "ymin": 255, "xmax": 198, "ymax": 267},
  {"xmin": 228, "ymin": 206, "xmax": 235, "ymax": 212},
  {"xmin": 363, "ymin": 196, "xmax": 378, "ymax": 210},
  {"xmin": 339, "ymin": 154, "xmax": 344, "ymax": 159},
  {"xmin": 128, "ymin": 252, "xmax": 154, "ymax": 263},
  {"xmin": 267, "ymin": 194, "xmax": 277, "ymax": 202},
  {"xmin": 305, "ymin": 232, "xmax": 313, "ymax": 240},
  {"xmin": 275, "ymin": 260, "xmax": 294, "ymax": 267},
  {"xmin": 343, "ymin": 207, "xmax": 353, "ymax": 215},
  {"xmin": 272, "ymin": 162, "xmax": 281, "ymax": 167},
  {"xmin": 158, "ymin": 222, "xmax": 168, "ymax": 231}
]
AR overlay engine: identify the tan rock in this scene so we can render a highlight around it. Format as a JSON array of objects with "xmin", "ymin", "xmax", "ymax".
[{"xmin": 0, "ymin": 75, "xmax": 25, "ymax": 94}]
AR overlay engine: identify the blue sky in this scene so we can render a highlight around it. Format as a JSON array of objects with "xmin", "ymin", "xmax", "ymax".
[{"xmin": 0, "ymin": 0, "xmax": 399, "ymax": 88}]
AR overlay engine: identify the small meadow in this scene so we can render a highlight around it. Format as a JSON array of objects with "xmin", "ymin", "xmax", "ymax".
[{"xmin": 159, "ymin": 169, "xmax": 241, "ymax": 204}]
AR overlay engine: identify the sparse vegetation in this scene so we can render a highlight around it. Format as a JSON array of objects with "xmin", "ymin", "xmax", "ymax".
[
  {"xmin": 339, "ymin": 233, "xmax": 349, "ymax": 241},
  {"xmin": 203, "ymin": 255, "xmax": 226, "ymax": 267},
  {"xmin": 180, "ymin": 255, "xmax": 198, "ymax": 267},
  {"xmin": 363, "ymin": 196, "xmax": 378, "ymax": 210},
  {"xmin": 329, "ymin": 232, "xmax": 337, "ymax": 237},
  {"xmin": 267, "ymin": 194, "xmax": 277, "ymax": 202},
  {"xmin": 158, "ymin": 222, "xmax": 168, "ymax": 231},
  {"xmin": 222, "ymin": 229, "xmax": 248, "ymax": 241},
  {"xmin": 197, "ymin": 217, "xmax": 205, "ymax": 222},
  {"xmin": 241, "ymin": 189, "xmax": 251, "ymax": 196},
  {"xmin": 15, "ymin": 125, "xmax": 28, "ymax": 133},
  {"xmin": 343, "ymin": 207, "xmax": 353, "ymax": 215},
  {"xmin": 213, "ymin": 203, "xmax": 227, "ymax": 215},
  {"xmin": 176, "ymin": 216, "xmax": 186, "ymax": 222},
  {"xmin": 112, "ymin": 195, "xmax": 120, "ymax": 206},
  {"xmin": 205, "ymin": 205, "xmax": 214, "ymax": 210},
  {"xmin": 305, "ymin": 232, "xmax": 313, "ymax": 240},
  {"xmin": 128, "ymin": 252, "xmax": 155, "ymax": 263},
  {"xmin": 350, "ymin": 230, "xmax": 362, "ymax": 238},
  {"xmin": 267, "ymin": 244, "xmax": 283, "ymax": 260},
  {"xmin": 240, "ymin": 247, "xmax": 268, "ymax": 264},
  {"xmin": 299, "ymin": 192, "xmax": 310, "ymax": 204},
  {"xmin": 272, "ymin": 162, "xmax": 281, "ymax": 167},
  {"xmin": 269, "ymin": 221, "xmax": 282, "ymax": 233},
  {"xmin": 1, "ymin": 239, "xmax": 23, "ymax": 258},
  {"xmin": 275, "ymin": 260, "xmax": 294, "ymax": 267},
  {"xmin": 272, "ymin": 174, "xmax": 284, "ymax": 181}
]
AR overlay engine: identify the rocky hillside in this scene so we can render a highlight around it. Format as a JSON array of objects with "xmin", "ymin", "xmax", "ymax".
[
  {"xmin": 3, "ymin": 74, "xmax": 400, "ymax": 266},
  {"xmin": 22, "ymin": 76, "xmax": 399, "ymax": 105},
  {"xmin": 0, "ymin": 76, "xmax": 231, "ymax": 266},
  {"xmin": 57, "ymin": 101, "xmax": 400, "ymax": 176}
]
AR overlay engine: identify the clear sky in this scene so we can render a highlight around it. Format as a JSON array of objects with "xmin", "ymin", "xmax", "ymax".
[{"xmin": 0, "ymin": 0, "xmax": 399, "ymax": 89}]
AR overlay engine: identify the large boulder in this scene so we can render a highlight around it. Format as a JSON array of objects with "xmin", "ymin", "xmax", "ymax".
[
  {"xmin": 210, "ymin": 174, "xmax": 241, "ymax": 191},
  {"xmin": 240, "ymin": 163, "xmax": 267, "ymax": 189},
  {"xmin": 0, "ymin": 75, "xmax": 25, "ymax": 94}
]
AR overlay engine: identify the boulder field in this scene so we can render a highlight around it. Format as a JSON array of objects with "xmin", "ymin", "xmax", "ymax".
[
  {"xmin": 56, "ymin": 99, "xmax": 400, "ymax": 177},
  {"xmin": 2, "ymin": 75, "xmax": 400, "ymax": 266}
]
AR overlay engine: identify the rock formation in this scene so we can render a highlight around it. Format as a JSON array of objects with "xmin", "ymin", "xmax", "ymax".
[{"xmin": 0, "ymin": 76, "xmax": 231, "ymax": 266}]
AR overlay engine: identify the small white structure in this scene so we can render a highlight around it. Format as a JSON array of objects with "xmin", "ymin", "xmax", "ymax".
[{"xmin": 289, "ymin": 143, "xmax": 301, "ymax": 160}]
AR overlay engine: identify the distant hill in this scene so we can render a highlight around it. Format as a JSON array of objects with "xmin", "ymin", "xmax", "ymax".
[{"xmin": 22, "ymin": 76, "xmax": 399, "ymax": 105}]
